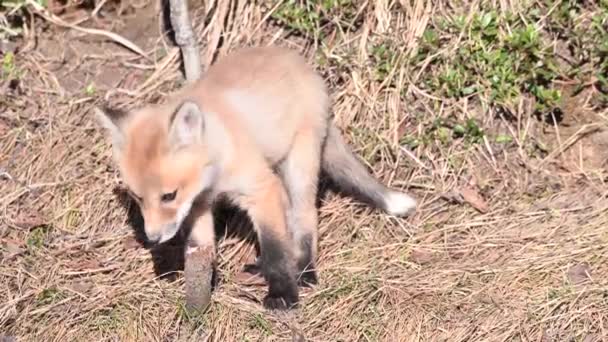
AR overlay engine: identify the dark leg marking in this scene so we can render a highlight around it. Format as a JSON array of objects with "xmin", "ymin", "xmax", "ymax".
[
  {"xmin": 259, "ymin": 232, "xmax": 299, "ymax": 310},
  {"xmin": 296, "ymin": 233, "xmax": 318, "ymax": 287}
]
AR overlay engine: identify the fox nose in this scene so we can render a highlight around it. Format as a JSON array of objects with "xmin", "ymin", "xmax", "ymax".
[
  {"xmin": 144, "ymin": 223, "xmax": 179, "ymax": 246},
  {"xmin": 145, "ymin": 231, "xmax": 162, "ymax": 245}
]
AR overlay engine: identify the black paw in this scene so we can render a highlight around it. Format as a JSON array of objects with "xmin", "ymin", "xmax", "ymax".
[
  {"xmin": 263, "ymin": 293, "xmax": 299, "ymax": 310},
  {"xmin": 264, "ymin": 274, "xmax": 299, "ymax": 310},
  {"xmin": 258, "ymin": 234, "xmax": 300, "ymax": 310}
]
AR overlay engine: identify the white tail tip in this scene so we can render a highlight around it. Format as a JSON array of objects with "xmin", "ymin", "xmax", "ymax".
[{"xmin": 384, "ymin": 191, "xmax": 417, "ymax": 217}]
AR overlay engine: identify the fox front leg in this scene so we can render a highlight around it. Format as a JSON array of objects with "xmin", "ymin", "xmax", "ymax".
[{"xmin": 184, "ymin": 210, "xmax": 216, "ymax": 313}]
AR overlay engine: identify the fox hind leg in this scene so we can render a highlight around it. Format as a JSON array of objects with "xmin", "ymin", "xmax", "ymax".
[
  {"xmin": 235, "ymin": 172, "xmax": 299, "ymax": 310},
  {"xmin": 279, "ymin": 130, "xmax": 323, "ymax": 286}
]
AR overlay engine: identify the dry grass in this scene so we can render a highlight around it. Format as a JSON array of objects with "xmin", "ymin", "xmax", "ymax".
[{"xmin": 1, "ymin": 0, "xmax": 608, "ymax": 341}]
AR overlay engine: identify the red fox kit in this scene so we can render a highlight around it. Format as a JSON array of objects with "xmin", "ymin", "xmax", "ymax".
[{"xmin": 95, "ymin": 46, "xmax": 416, "ymax": 310}]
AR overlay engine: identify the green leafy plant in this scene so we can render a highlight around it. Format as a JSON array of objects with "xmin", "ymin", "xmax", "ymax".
[
  {"xmin": 1, "ymin": 0, "xmax": 47, "ymax": 40},
  {"xmin": 36, "ymin": 287, "xmax": 64, "ymax": 305},
  {"xmin": 415, "ymin": 4, "xmax": 603, "ymax": 122},
  {"xmin": 370, "ymin": 41, "xmax": 399, "ymax": 82},
  {"xmin": 2, "ymin": 52, "xmax": 15, "ymax": 79},
  {"xmin": 453, "ymin": 118, "xmax": 485, "ymax": 143},
  {"xmin": 271, "ymin": 0, "xmax": 359, "ymax": 39},
  {"xmin": 27, "ymin": 227, "xmax": 47, "ymax": 249}
]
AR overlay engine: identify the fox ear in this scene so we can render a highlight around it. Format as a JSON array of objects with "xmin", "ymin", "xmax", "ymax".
[
  {"xmin": 94, "ymin": 106, "xmax": 128, "ymax": 155},
  {"xmin": 168, "ymin": 100, "xmax": 205, "ymax": 149}
]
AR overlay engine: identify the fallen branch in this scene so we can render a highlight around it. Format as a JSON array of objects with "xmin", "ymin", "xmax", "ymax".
[
  {"xmin": 184, "ymin": 245, "xmax": 215, "ymax": 314},
  {"xmin": 167, "ymin": 0, "xmax": 209, "ymax": 312},
  {"xmin": 168, "ymin": 0, "xmax": 202, "ymax": 82}
]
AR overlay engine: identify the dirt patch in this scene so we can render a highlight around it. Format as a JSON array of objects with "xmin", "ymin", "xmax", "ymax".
[
  {"xmin": 536, "ymin": 85, "xmax": 608, "ymax": 171},
  {"xmin": 30, "ymin": 0, "xmax": 162, "ymax": 95}
]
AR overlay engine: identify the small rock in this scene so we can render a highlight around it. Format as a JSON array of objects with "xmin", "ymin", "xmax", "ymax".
[
  {"xmin": 13, "ymin": 211, "xmax": 47, "ymax": 230},
  {"xmin": 410, "ymin": 248, "xmax": 434, "ymax": 265},
  {"xmin": 67, "ymin": 281, "xmax": 94, "ymax": 294},
  {"xmin": 422, "ymin": 231, "xmax": 443, "ymax": 244},
  {"xmin": 0, "ymin": 168, "xmax": 11, "ymax": 181},
  {"xmin": 123, "ymin": 235, "xmax": 141, "ymax": 250},
  {"xmin": 2, "ymin": 240, "xmax": 23, "ymax": 258},
  {"xmin": 459, "ymin": 187, "xmax": 489, "ymax": 213},
  {"xmin": 583, "ymin": 334, "xmax": 600, "ymax": 342},
  {"xmin": 567, "ymin": 262, "xmax": 592, "ymax": 285},
  {"xmin": 0, "ymin": 40, "xmax": 17, "ymax": 54},
  {"xmin": 292, "ymin": 330, "xmax": 306, "ymax": 342},
  {"xmin": 75, "ymin": 259, "xmax": 103, "ymax": 270},
  {"xmin": 540, "ymin": 330, "xmax": 552, "ymax": 342}
]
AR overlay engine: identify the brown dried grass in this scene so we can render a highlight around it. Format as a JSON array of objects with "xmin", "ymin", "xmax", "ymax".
[{"xmin": 1, "ymin": 0, "xmax": 608, "ymax": 341}]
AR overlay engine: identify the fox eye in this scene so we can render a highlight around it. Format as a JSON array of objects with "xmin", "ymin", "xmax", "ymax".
[{"xmin": 161, "ymin": 189, "xmax": 177, "ymax": 203}]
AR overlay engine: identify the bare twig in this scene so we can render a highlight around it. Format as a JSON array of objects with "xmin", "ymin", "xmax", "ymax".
[
  {"xmin": 539, "ymin": 123, "xmax": 603, "ymax": 166},
  {"xmin": 168, "ymin": 0, "xmax": 202, "ymax": 82}
]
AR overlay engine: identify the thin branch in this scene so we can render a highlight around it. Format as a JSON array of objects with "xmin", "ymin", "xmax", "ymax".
[{"xmin": 168, "ymin": 0, "xmax": 202, "ymax": 82}]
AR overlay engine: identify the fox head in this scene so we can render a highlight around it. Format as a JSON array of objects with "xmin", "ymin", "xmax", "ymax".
[{"xmin": 95, "ymin": 100, "xmax": 218, "ymax": 244}]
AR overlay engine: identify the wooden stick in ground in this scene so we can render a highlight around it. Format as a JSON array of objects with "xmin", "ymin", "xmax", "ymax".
[
  {"xmin": 167, "ymin": 0, "xmax": 210, "ymax": 312},
  {"xmin": 168, "ymin": 0, "xmax": 202, "ymax": 82},
  {"xmin": 184, "ymin": 244, "xmax": 215, "ymax": 314}
]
